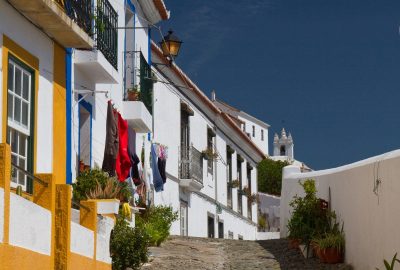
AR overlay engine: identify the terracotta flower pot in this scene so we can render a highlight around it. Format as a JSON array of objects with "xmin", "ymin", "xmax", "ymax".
[
  {"xmin": 316, "ymin": 246, "xmax": 327, "ymax": 263},
  {"xmin": 127, "ymin": 91, "xmax": 139, "ymax": 101},
  {"xmin": 79, "ymin": 161, "xmax": 85, "ymax": 172},
  {"xmin": 322, "ymin": 247, "xmax": 343, "ymax": 264},
  {"xmin": 288, "ymin": 238, "xmax": 301, "ymax": 249}
]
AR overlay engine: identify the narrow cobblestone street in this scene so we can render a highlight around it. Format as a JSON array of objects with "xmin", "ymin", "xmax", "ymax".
[{"xmin": 143, "ymin": 237, "xmax": 352, "ymax": 270}]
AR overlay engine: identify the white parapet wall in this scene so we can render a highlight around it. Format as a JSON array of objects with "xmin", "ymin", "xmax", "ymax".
[
  {"xmin": 9, "ymin": 193, "xmax": 51, "ymax": 255},
  {"xmin": 280, "ymin": 150, "xmax": 400, "ymax": 270},
  {"xmin": 256, "ymin": 232, "xmax": 280, "ymax": 240},
  {"xmin": 70, "ymin": 221, "xmax": 94, "ymax": 258},
  {"xmin": 96, "ymin": 216, "xmax": 114, "ymax": 264},
  {"xmin": 0, "ymin": 188, "xmax": 4, "ymax": 243}
]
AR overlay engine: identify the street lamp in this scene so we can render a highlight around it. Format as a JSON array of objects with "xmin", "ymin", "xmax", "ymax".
[{"xmin": 159, "ymin": 29, "xmax": 183, "ymax": 64}]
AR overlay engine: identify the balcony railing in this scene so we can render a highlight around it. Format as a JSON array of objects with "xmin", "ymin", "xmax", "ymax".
[
  {"xmin": 57, "ymin": 0, "xmax": 94, "ymax": 37},
  {"xmin": 179, "ymin": 145, "xmax": 203, "ymax": 184},
  {"xmin": 55, "ymin": 0, "xmax": 118, "ymax": 69},
  {"xmin": 96, "ymin": 0, "xmax": 118, "ymax": 70}
]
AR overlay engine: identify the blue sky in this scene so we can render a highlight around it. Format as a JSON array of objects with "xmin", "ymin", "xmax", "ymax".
[{"xmin": 159, "ymin": 0, "xmax": 400, "ymax": 170}]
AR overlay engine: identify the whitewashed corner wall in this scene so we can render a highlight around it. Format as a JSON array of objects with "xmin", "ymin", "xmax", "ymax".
[
  {"xmin": 9, "ymin": 193, "xmax": 52, "ymax": 255},
  {"xmin": 280, "ymin": 150, "xmax": 400, "ymax": 270},
  {"xmin": 70, "ymin": 221, "xmax": 95, "ymax": 258}
]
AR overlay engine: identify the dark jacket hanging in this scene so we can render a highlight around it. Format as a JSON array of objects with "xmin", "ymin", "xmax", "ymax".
[
  {"xmin": 128, "ymin": 128, "xmax": 141, "ymax": 185},
  {"xmin": 102, "ymin": 101, "xmax": 119, "ymax": 176},
  {"xmin": 158, "ymin": 158, "xmax": 167, "ymax": 184}
]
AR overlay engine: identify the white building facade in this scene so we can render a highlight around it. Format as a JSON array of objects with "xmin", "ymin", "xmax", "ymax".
[
  {"xmin": 151, "ymin": 45, "xmax": 265, "ymax": 240},
  {"xmin": 69, "ymin": 0, "xmax": 168, "ymax": 184},
  {"xmin": 211, "ymin": 91, "xmax": 269, "ymax": 156}
]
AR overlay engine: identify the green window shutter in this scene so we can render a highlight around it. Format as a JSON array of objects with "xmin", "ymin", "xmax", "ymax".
[{"xmin": 139, "ymin": 53, "xmax": 153, "ymax": 114}]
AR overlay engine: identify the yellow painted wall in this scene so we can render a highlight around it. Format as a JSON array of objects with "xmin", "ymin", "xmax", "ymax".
[
  {"xmin": 53, "ymin": 43, "xmax": 66, "ymax": 185},
  {"xmin": 70, "ymin": 253, "xmax": 111, "ymax": 270},
  {"xmin": 0, "ymin": 244, "xmax": 52, "ymax": 270}
]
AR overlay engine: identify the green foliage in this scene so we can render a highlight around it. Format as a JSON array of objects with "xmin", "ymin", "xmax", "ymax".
[
  {"xmin": 287, "ymin": 179, "xmax": 330, "ymax": 246},
  {"xmin": 72, "ymin": 169, "xmax": 131, "ymax": 202},
  {"xmin": 257, "ymin": 158, "xmax": 289, "ymax": 195},
  {"xmin": 258, "ymin": 211, "xmax": 268, "ymax": 231},
  {"xmin": 136, "ymin": 206, "xmax": 178, "ymax": 246},
  {"xmin": 110, "ymin": 218, "xmax": 149, "ymax": 270},
  {"xmin": 314, "ymin": 223, "xmax": 345, "ymax": 252},
  {"xmin": 376, "ymin": 253, "xmax": 400, "ymax": 270}
]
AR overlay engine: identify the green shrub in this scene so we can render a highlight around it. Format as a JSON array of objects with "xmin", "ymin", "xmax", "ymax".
[
  {"xmin": 257, "ymin": 158, "xmax": 289, "ymax": 195},
  {"xmin": 136, "ymin": 206, "xmax": 178, "ymax": 246},
  {"xmin": 110, "ymin": 218, "xmax": 149, "ymax": 270},
  {"xmin": 287, "ymin": 179, "xmax": 330, "ymax": 245},
  {"xmin": 72, "ymin": 169, "xmax": 131, "ymax": 202}
]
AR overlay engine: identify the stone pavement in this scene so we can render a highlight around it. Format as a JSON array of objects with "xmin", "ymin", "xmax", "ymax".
[{"xmin": 142, "ymin": 236, "xmax": 353, "ymax": 270}]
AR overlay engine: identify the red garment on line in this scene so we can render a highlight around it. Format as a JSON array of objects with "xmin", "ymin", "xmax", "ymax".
[{"xmin": 115, "ymin": 112, "xmax": 131, "ymax": 181}]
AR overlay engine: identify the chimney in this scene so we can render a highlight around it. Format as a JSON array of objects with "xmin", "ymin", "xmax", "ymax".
[{"xmin": 211, "ymin": 90, "xmax": 216, "ymax": 101}]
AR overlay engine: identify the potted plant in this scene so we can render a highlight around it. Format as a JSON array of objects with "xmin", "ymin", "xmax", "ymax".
[
  {"xmin": 228, "ymin": 179, "xmax": 240, "ymax": 189},
  {"xmin": 127, "ymin": 85, "xmax": 140, "ymax": 101},
  {"xmin": 314, "ymin": 230, "xmax": 345, "ymax": 264},
  {"xmin": 247, "ymin": 193, "xmax": 259, "ymax": 205},
  {"xmin": 313, "ymin": 215, "xmax": 345, "ymax": 264},
  {"xmin": 201, "ymin": 148, "xmax": 218, "ymax": 161}
]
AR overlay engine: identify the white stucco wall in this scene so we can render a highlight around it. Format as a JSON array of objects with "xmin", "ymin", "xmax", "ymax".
[
  {"xmin": 70, "ymin": 221, "xmax": 95, "ymax": 259},
  {"xmin": 9, "ymin": 193, "xmax": 51, "ymax": 255},
  {"xmin": 238, "ymin": 115, "xmax": 268, "ymax": 155},
  {"xmin": 152, "ymin": 69, "xmax": 259, "ymax": 238},
  {"xmin": 96, "ymin": 215, "xmax": 113, "ymax": 263},
  {"xmin": 281, "ymin": 150, "xmax": 400, "ymax": 269},
  {"xmin": 258, "ymin": 192, "xmax": 280, "ymax": 231},
  {"xmin": 256, "ymin": 232, "xmax": 280, "ymax": 240},
  {"xmin": 0, "ymin": 188, "xmax": 4, "ymax": 243},
  {"xmin": 0, "ymin": 1, "xmax": 55, "ymax": 173},
  {"xmin": 96, "ymin": 234, "xmax": 111, "ymax": 264}
]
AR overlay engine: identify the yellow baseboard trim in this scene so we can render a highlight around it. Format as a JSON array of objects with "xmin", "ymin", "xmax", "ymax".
[
  {"xmin": 70, "ymin": 252, "xmax": 111, "ymax": 270},
  {"xmin": 0, "ymin": 243, "xmax": 52, "ymax": 270}
]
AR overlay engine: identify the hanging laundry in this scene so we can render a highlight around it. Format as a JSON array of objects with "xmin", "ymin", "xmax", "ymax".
[
  {"xmin": 127, "ymin": 128, "xmax": 141, "ymax": 185},
  {"xmin": 115, "ymin": 113, "xmax": 131, "ymax": 181},
  {"xmin": 158, "ymin": 158, "xmax": 167, "ymax": 184},
  {"xmin": 151, "ymin": 144, "xmax": 164, "ymax": 192},
  {"xmin": 102, "ymin": 101, "xmax": 119, "ymax": 176}
]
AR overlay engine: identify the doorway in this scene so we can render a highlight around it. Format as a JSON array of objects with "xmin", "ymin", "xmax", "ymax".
[
  {"xmin": 78, "ymin": 97, "xmax": 92, "ymax": 174},
  {"xmin": 207, "ymin": 214, "xmax": 215, "ymax": 238},
  {"xmin": 218, "ymin": 220, "xmax": 224, "ymax": 239}
]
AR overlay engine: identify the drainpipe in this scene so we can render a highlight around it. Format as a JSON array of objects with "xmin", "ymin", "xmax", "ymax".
[{"xmin": 66, "ymin": 48, "xmax": 72, "ymax": 184}]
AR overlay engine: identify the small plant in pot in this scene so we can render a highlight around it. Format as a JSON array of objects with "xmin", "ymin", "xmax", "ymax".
[
  {"xmin": 228, "ymin": 179, "xmax": 240, "ymax": 189},
  {"xmin": 201, "ymin": 148, "xmax": 218, "ymax": 161},
  {"xmin": 127, "ymin": 85, "xmax": 140, "ymax": 101},
  {"xmin": 247, "ymin": 193, "xmax": 259, "ymax": 205},
  {"xmin": 314, "ymin": 230, "xmax": 345, "ymax": 264},
  {"xmin": 313, "ymin": 213, "xmax": 345, "ymax": 264}
]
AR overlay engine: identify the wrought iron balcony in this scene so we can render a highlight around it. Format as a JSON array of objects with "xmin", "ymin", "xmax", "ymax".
[
  {"xmin": 95, "ymin": 0, "xmax": 118, "ymax": 70},
  {"xmin": 179, "ymin": 145, "xmax": 203, "ymax": 190},
  {"xmin": 56, "ymin": 0, "xmax": 93, "ymax": 37}
]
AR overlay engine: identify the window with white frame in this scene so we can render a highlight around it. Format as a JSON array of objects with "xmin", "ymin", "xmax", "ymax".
[{"xmin": 7, "ymin": 58, "xmax": 33, "ymax": 191}]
